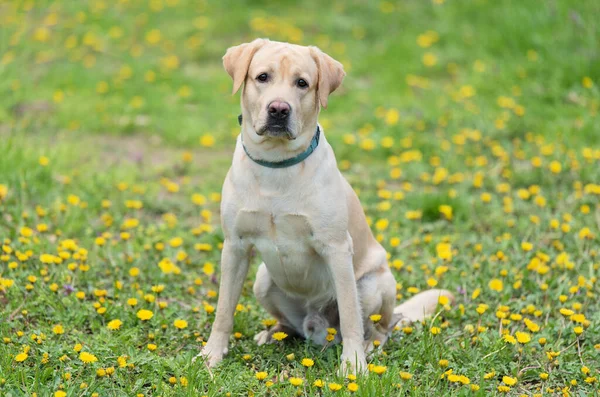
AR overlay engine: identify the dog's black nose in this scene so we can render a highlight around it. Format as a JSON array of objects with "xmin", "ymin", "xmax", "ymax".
[{"xmin": 267, "ymin": 101, "xmax": 291, "ymax": 119}]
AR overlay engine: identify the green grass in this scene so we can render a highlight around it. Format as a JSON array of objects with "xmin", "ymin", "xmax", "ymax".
[{"xmin": 1, "ymin": 0, "xmax": 600, "ymax": 395}]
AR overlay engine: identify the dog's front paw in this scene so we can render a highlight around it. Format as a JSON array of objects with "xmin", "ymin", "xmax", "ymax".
[
  {"xmin": 339, "ymin": 348, "xmax": 367, "ymax": 376},
  {"xmin": 193, "ymin": 335, "xmax": 229, "ymax": 368}
]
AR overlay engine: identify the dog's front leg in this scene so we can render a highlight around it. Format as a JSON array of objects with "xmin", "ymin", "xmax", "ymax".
[
  {"xmin": 323, "ymin": 241, "xmax": 367, "ymax": 375},
  {"xmin": 195, "ymin": 240, "xmax": 249, "ymax": 367}
]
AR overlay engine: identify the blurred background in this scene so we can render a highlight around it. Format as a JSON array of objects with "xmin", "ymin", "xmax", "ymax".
[{"xmin": 1, "ymin": 0, "xmax": 598, "ymax": 155}]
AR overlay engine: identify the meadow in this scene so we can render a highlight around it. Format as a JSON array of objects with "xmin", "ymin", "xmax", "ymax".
[{"xmin": 1, "ymin": 0, "xmax": 599, "ymax": 395}]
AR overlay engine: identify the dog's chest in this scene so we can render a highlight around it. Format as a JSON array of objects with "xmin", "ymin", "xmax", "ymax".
[{"xmin": 234, "ymin": 208, "xmax": 334, "ymax": 302}]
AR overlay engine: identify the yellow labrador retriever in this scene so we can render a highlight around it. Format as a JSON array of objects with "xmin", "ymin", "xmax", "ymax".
[{"xmin": 197, "ymin": 38, "xmax": 453, "ymax": 374}]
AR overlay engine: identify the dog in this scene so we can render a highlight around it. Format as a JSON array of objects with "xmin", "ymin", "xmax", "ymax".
[{"xmin": 196, "ymin": 38, "xmax": 454, "ymax": 374}]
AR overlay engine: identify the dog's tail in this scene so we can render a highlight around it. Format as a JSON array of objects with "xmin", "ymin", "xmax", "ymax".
[{"xmin": 391, "ymin": 289, "xmax": 454, "ymax": 328}]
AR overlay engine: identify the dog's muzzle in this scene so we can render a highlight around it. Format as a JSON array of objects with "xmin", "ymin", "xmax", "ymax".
[{"xmin": 258, "ymin": 100, "xmax": 295, "ymax": 139}]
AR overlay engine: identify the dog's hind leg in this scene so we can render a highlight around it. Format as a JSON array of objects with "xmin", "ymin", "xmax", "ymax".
[
  {"xmin": 253, "ymin": 262, "xmax": 307, "ymax": 344},
  {"xmin": 356, "ymin": 268, "xmax": 397, "ymax": 354}
]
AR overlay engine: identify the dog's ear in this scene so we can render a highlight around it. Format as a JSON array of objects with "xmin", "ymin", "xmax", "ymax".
[
  {"xmin": 309, "ymin": 47, "xmax": 345, "ymax": 109},
  {"xmin": 223, "ymin": 38, "xmax": 269, "ymax": 95}
]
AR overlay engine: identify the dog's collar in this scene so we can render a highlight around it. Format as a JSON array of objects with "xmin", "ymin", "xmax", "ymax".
[{"xmin": 238, "ymin": 114, "xmax": 321, "ymax": 169}]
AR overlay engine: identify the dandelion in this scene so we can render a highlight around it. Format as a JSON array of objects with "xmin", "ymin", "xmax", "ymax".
[
  {"xmin": 385, "ymin": 109, "xmax": 400, "ymax": 125},
  {"xmin": 173, "ymin": 319, "xmax": 188, "ymax": 329},
  {"xmin": 107, "ymin": 319, "xmax": 123, "ymax": 330},
  {"xmin": 559, "ymin": 308, "xmax": 574, "ymax": 317},
  {"xmin": 439, "ymin": 205, "xmax": 453, "ymax": 220},
  {"xmin": 15, "ymin": 352, "xmax": 28, "ymax": 362},
  {"xmin": 521, "ymin": 241, "xmax": 533, "ymax": 251},
  {"xmin": 137, "ymin": 309, "xmax": 154, "ymax": 321},
  {"xmin": 255, "ymin": 372, "xmax": 268, "ymax": 380},
  {"xmin": 200, "ymin": 134, "xmax": 215, "ymax": 147},
  {"xmin": 289, "ymin": 377, "xmax": 303, "ymax": 386},
  {"xmin": 301, "ymin": 358, "xmax": 314, "ymax": 367},
  {"xmin": 503, "ymin": 334, "xmax": 516, "ymax": 344},
  {"xmin": 329, "ymin": 382, "xmax": 343, "ymax": 391},
  {"xmin": 502, "ymin": 376, "xmax": 517, "ymax": 386},
  {"xmin": 79, "ymin": 352, "xmax": 98, "ymax": 363},
  {"xmin": 524, "ymin": 318, "xmax": 540, "ymax": 332},
  {"xmin": 515, "ymin": 332, "xmax": 531, "ymax": 344},
  {"xmin": 400, "ymin": 371, "xmax": 413, "ymax": 380},
  {"xmin": 272, "ymin": 332, "xmax": 288, "ymax": 341},
  {"xmin": 370, "ymin": 314, "xmax": 382, "ymax": 322},
  {"xmin": 488, "ymin": 279, "xmax": 503, "ymax": 292}
]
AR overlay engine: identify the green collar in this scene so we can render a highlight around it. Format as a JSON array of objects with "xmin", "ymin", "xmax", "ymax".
[{"xmin": 239, "ymin": 115, "xmax": 321, "ymax": 169}]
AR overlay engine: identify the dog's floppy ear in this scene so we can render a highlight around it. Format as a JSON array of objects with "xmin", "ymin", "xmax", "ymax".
[
  {"xmin": 309, "ymin": 46, "xmax": 345, "ymax": 109},
  {"xmin": 223, "ymin": 38, "xmax": 269, "ymax": 95}
]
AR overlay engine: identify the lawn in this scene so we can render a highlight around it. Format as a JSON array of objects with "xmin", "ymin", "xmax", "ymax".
[{"xmin": 1, "ymin": 0, "xmax": 600, "ymax": 395}]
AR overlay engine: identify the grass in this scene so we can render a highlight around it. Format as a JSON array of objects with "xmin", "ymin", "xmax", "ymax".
[{"xmin": 1, "ymin": 0, "xmax": 599, "ymax": 395}]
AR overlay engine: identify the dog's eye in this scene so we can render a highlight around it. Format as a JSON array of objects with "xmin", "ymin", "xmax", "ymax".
[
  {"xmin": 297, "ymin": 79, "xmax": 308, "ymax": 88},
  {"xmin": 256, "ymin": 73, "xmax": 269, "ymax": 82}
]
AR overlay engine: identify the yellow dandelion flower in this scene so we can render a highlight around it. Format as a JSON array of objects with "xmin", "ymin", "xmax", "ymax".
[
  {"xmin": 107, "ymin": 319, "xmax": 123, "ymax": 330},
  {"xmin": 15, "ymin": 352, "xmax": 28, "ymax": 362},
  {"xmin": 173, "ymin": 319, "xmax": 188, "ymax": 329},
  {"xmin": 136, "ymin": 309, "xmax": 154, "ymax": 321},
  {"xmin": 79, "ymin": 352, "xmax": 98, "ymax": 363},
  {"xmin": 488, "ymin": 279, "xmax": 503, "ymax": 292},
  {"xmin": 200, "ymin": 134, "xmax": 215, "ymax": 147},
  {"xmin": 329, "ymin": 382, "xmax": 342, "ymax": 391},
  {"xmin": 289, "ymin": 377, "xmax": 303, "ymax": 386},
  {"xmin": 503, "ymin": 334, "xmax": 516, "ymax": 344},
  {"xmin": 502, "ymin": 376, "xmax": 517, "ymax": 386},
  {"xmin": 272, "ymin": 332, "xmax": 288, "ymax": 341},
  {"xmin": 515, "ymin": 332, "xmax": 531, "ymax": 344}
]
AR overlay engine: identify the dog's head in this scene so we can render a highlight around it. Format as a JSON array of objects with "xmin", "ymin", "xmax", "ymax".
[{"xmin": 223, "ymin": 39, "xmax": 345, "ymax": 140}]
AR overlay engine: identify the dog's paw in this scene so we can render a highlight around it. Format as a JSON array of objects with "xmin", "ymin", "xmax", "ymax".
[
  {"xmin": 193, "ymin": 335, "xmax": 229, "ymax": 368},
  {"xmin": 339, "ymin": 348, "xmax": 367, "ymax": 376},
  {"xmin": 253, "ymin": 330, "xmax": 273, "ymax": 346}
]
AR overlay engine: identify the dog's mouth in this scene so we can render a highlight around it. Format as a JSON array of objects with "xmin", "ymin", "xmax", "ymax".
[{"xmin": 257, "ymin": 124, "xmax": 295, "ymax": 140}]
